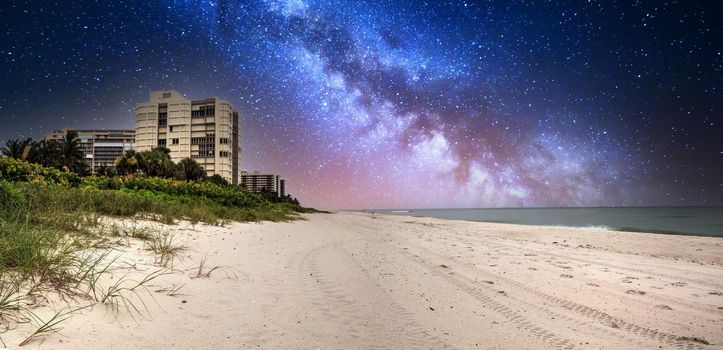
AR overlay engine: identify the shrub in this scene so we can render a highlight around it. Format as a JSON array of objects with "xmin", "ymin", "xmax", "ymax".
[
  {"xmin": 81, "ymin": 176, "xmax": 270, "ymax": 209},
  {"xmin": 0, "ymin": 157, "xmax": 80, "ymax": 187},
  {"xmin": 207, "ymin": 174, "xmax": 228, "ymax": 186}
]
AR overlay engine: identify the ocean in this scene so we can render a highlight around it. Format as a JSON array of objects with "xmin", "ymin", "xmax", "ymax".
[{"xmin": 381, "ymin": 206, "xmax": 723, "ymax": 237}]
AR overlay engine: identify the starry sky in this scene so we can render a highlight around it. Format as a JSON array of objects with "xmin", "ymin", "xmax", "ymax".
[{"xmin": 1, "ymin": 1, "xmax": 721, "ymax": 209}]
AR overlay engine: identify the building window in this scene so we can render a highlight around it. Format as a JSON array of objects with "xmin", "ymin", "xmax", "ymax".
[
  {"xmin": 158, "ymin": 139, "xmax": 167, "ymax": 146},
  {"xmin": 191, "ymin": 134, "xmax": 215, "ymax": 145},
  {"xmin": 220, "ymin": 151, "xmax": 229, "ymax": 157},
  {"xmin": 158, "ymin": 112, "xmax": 167, "ymax": 126},
  {"xmin": 172, "ymin": 138, "xmax": 179, "ymax": 145},
  {"xmin": 169, "ymin": 126, "xmax": 174, "ymax": 132},
  {"xmin": 162, "ymin": 92, "xmax": 171, "ymax": 98},
  {"xmin": 219, "ymin": 138, "xmax": 229, "ymax": 144},
  {"xmin": 195, "ymin": 150, "xmax": 214, "ymax": 158},
  {"xmin": 191, "ymin": 105, "xmax": 215, "ymax": 117}
]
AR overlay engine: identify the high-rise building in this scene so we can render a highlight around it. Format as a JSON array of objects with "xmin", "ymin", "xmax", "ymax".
[
  {"xmin": 45, "ymin": 128, "xmax": 135, "ymax": 174},
  {"xmin": 135, "ymin": 90, "xmax": 241, "ymax": 184},
  {"xmin": 240, "ymin": 171, "xmax": 286, "ymax": 197}
]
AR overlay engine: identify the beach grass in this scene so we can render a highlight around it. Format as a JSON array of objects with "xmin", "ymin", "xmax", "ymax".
[
  {"xmin": 0, "ymin": 158, "xmax": 316, "ymax": 345},
  {"xmin": 148, "ymin": 232, "xmax": 187, "ymax": 268}
]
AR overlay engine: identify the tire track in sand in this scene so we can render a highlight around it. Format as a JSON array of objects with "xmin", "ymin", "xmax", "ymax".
[
  {"xmin": 393, "ymin": 232, "xmax": 709, "ymax": 350},
  {"xmin": 297, "ymin": 243, "xmax": 454, "ymax": 349}
]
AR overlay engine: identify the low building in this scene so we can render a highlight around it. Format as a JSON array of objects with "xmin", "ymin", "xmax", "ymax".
[
  {"xmin": 240, "ymin": 171, "xmax": 286, "ymax": 196},
  {"xmin": 45, "ymin": 128, "xmax": 135, "ymax": 174}
]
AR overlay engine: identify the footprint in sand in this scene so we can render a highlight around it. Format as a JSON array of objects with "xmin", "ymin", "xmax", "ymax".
[
  {"xmin": 656, "ymin": 304, "xmax": 673, "ymax": 310},
  {"xmin": 670, "ymin": 282, "xmax": 687, "ymax": 287},
  {"xmin": 560, "ymin": 274, "xmax": 573, "ymax": 278},
  {"xmin": 626, "ymin": 290, "xmax": 647, "ymax": 295}
]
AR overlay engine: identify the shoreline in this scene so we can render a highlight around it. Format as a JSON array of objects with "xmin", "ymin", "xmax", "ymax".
[
  {"xmin": 371, "ymin": 207, "xmax": 723, "ymax": 238},
  {"xmin": 3, "ymin": 212, "xmax": 722, "ymax": 349},
  {"xmin": 371, "ymin": 212, "xmax": 723, "ymax": 266}
]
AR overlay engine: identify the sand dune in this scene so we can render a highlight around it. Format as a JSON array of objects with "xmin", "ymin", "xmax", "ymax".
[{"xmin": 5, "ymin": 212, "xmax": 723, "ymax": 349}]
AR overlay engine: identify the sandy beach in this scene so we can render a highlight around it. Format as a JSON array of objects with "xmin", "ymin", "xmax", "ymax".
[{"xmin": 5, "ymin": 212, "xmax": 723, "ymax": 349}]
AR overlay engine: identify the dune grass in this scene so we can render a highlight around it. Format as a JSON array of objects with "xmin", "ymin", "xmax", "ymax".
[
  {"xmin": 19, "ymin": 306, "xmax": 91, "ymax": 347},
  {"xmin": 0, "ymin": 177, "xmax": 299, "ymax": 292},
  {"xmin": 148, "ymin": 232, "xmax": 187, "ymax": 268},
  {"xmin": 0, "ymin": 158, "xmax": 315, "ymax": 345}
]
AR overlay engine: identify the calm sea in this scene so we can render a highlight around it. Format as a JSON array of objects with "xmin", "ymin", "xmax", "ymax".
[{"xmin": 381, "ymin": 207, "xmax": 723, "ymax": 237}]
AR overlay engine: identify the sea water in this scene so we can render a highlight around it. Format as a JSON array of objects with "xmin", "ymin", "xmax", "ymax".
[{"xmin": 382, "ymin": 207, "xmax": 723, "ymax": 237}]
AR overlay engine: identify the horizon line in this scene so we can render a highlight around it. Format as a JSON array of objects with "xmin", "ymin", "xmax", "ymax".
[{"xmin": 337, "ymin": 205, "xmax": 723, "ymax": 211}]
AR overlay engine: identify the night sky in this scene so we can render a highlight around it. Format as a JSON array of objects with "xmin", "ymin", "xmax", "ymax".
[{"xmin": 1, "ymin": 1, "xmax": 721, "ymax": 209}]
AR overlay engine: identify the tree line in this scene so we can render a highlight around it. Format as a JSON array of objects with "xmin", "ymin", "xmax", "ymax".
[
  {"xmin": 2, "ymin": 130, "xmax": 301, "ymax": 204},
  {"xmin": 2, "ymin": 130, "xmax": 212, "ymax": 182},
  {"xmin": 1, "ymin": 130, "xmax": 89, "ymax": 174}
]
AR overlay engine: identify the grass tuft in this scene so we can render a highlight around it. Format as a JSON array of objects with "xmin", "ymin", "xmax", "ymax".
[
  {"xmin": 154, "ymin": 283, "xmax": 185, "ymax": 297},
  {"xmin": 148, "ymin": 232, "xmax": 187, "ymax": 268},
  {"xmin": 193, "ymin": 254, "xmax": 236, "ymax": 279},
  {"xmin": 0, "ymin": 159, "xmax": 313, "ymax": 343},
  {"xmin": 99, "ymin": 269, "xmax": 167, "ymax": 316},
  {"xmin": 0, "ymin": 281, "xmax": 25, "ymax": 323},
  {"xmin": 19, "ymin": 305, "xmax": 91, "ymax": 347}
]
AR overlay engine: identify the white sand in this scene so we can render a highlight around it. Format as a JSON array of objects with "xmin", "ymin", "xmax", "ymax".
[{"xmin": 4, "ymin": 212, "xmax": 723, "ymax": 349}]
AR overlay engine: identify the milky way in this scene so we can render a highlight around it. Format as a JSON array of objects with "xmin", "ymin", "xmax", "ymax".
[{"xmin": 1, "ymin": 1, "xmax": 721, "ymax": 209}]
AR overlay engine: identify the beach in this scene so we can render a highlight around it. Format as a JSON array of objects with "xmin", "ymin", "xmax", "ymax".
[{"xmin": 6, "ymin": 211, "xmax": 723, "ymax": 349}]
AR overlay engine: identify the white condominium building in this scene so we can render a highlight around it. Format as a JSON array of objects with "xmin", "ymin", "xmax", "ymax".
[{"xmin": 135, "ymin": 90, "xmax": 241, "ymax": 184}]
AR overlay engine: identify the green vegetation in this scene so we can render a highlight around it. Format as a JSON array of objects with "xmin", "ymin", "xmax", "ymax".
[
  {"xmin": 19, "ymin": 306, "xmax": 91, "ymax": 347},
  {"xmin": 2, "ymin": 130, "xmax": 88, "ymax": 175},
  {"xmin": 148, "ymin": 232, "xmax": 187, "ymax": 267},
  {"xmin": 0, "ymin": 152, "xmax": 314, "ymax": 345},
  {"xmin": 175, "ymin": 157, "xmax": 207, "ymax": 181}
]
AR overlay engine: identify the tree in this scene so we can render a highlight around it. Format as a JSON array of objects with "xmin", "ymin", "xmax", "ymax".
[
  {"xmin": 281, "ymin": 194, "xmax": 300, "ymax": 206},
  {"xmin": 72, "ymin": 160, "xmax": 91, "ymax": 177},
  {"xmin": 257, "ymin": 187, "xmax": 280, "ymax": 203},
  {"xmin": 28, "ymin": 139, "xmax": 61, "ymax": 168},
  {"xmin": 137, "ymin": 147, "xmax": 175, "ymax": 177},
  {"xmin": 114, "ymin": 150, "xmax": 140, "ymax": 175},
  {"xmin": 175, "ymin": 158, "xmax": 206, "ymax": 182},
  {"xmin": 59, "ymin": 130, "xmax": 85, "ymax": 173},
  {"xmin": 1, "ymin": 138, "xmax": 33, "ymax": 160},
  {"xmin": 97, "ymin": 164, "xmax": 116, "ymax": 177},
  {"xmin": 207, "ymin": 174, "xmax": 229, "ymax": 186}
]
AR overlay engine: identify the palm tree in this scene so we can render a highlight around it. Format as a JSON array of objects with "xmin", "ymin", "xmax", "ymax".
[
  {"xmin": 114, "ymin": 150, "xmax": 139, "ymax": 175},
  {"xmin": 1, "ymin": 138, "xmax": 33, "ymax": 160},
  {"xmin": 97, "ymin": 164, "xmax": 116, "ymax": 177},
  {"xmin": 59, "ymin": 130, "xmax": 85, "ymax": 172},
  {"xmin": 28, "ymin": 139, "xmax": 61, "ymax": 168},
  {"xmin": 175, "ymin": 158, "xmax": 207, "ymax": 181},
  {"xmin": 72, "ymin": 160, "xmax": 91, "ymax": 176},
  {"xmin": 138, "ymin": 147, "xmax": 175, "ymax": 177}
]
